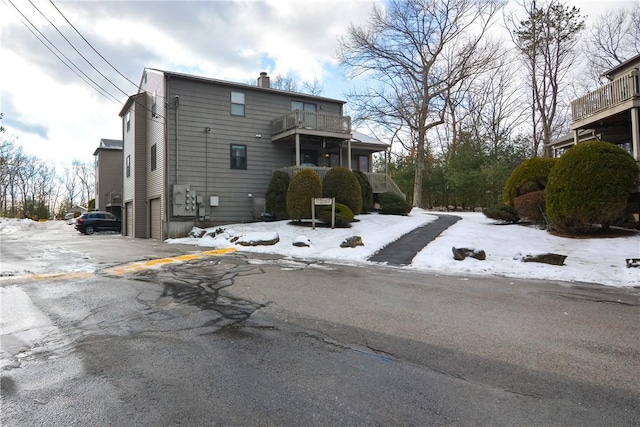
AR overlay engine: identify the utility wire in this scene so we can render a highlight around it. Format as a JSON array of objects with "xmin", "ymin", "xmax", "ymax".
[
  {"xmin": 49, "ymin": 0, "xmax": 139, "ymax": 90},
  {"xmin": 3, "ymin": 0, "xmax": 121, "ymax": 104},
  {"xmin": 28, "ymin": 0, "xmax": 130, "ymax": 98}
]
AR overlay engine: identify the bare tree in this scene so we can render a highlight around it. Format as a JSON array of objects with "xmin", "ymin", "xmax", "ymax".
[
  {"xmin": 583, "ymin": 1, "xmax": 640, "ymax": 84},
  {"xmin": 63, "ymin": 164, "xmax": 80, "ymax": 209},
  {"xmin": 271, "ymin": 75, "xmax": 299, "ymax": 92},
  {"xmin": 508, "ymin": 0, "xmax": 585, "ymax": 156},
  {"xmin": 337, "ymin": 0, "xmax": 502, "ymax": 207},
  {"xmin": 73, "ymin": 160, "xmax": 94, "ymax": 207}
]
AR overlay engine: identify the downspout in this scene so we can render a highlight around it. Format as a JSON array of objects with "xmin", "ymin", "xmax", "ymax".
[{"xmin": 175, "ymin": 95, "xmax": 180, "ymax": 183}]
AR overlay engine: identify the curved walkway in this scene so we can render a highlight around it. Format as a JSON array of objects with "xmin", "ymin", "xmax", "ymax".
[{"xmin": 368, "ymin": 214, "xmax": 461, "ymax": 266}]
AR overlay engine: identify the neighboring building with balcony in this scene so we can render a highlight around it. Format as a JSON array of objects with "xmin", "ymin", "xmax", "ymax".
[
  {"xmin": 119, "ymin": 69, "xmax": 399, "ymax": 239},
  {"xmin": 553, "ymin": 54, "xmax": 640, "ymax": 159},
  {"xmin": 93, "ymin": 138, "xmax": 123, "ymax": 217},
  {"xmin": 550, "ymin": 54, "xmax": 640, "ymax": 220}
]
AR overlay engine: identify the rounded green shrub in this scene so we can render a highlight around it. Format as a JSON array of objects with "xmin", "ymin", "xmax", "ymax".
[
  {"xmin": 378, "ymin": 191, "xmax": 411, "ymax": 215},
  {"xmin": 503, "ymin": 157, "xmax": 557, "ymax": 206},
  {"xmin": 322, "ymin": 166, "xmax": 362, "ymax": 215},
  {"xmin": 286, "ymin": 168, "xmax": 322, "ymax": 221},
  {"xmin": 265, "ymin": 170, "xmax": 290, "ymax": 220},
  {"xmin": 353, "ymin": 170, "xmax": 374, "ymax": 213},
  {"xmin": 513, "ymin": 190, "xmax": 545, "ymax": 223},
  {"xmin": 483, "ymin": 204, "xmax": 520, "ymax": 223},
  {"xmin": 317, "ymin": 202, "xmax": 354, "ymax": 227},
  {"xmin": 546, "ymin": 141, "xmax": 639, "ymax": 233}
]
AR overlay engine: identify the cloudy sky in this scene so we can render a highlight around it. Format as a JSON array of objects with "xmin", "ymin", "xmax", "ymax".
[{"xmin": 0, "ymin": 0, "xmax": 634, "ymax": 170}]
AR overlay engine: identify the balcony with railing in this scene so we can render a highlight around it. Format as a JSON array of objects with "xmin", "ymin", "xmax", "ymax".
[
  {"xmin": 279, "ymin": 166, "xmax": 405, "ymax": 199},
  {"xmin": 571, "ymin": 70, "xmax": 640, "ymax": 125},
  {"xmin": 271, "ymin": 110, "xmax": 352, "ymax": 140}
]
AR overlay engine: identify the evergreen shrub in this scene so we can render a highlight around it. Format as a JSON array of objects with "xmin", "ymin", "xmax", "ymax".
[
  {"xmin": 353, "ymin": 170, "xmax": 374, "ymax": 213},
  {"xmin": 322, "ymin": 166, "xmax": 362, "ymax": 215},
  {"xmin": 286, "ymin": 168, "xmax": 322, "ymax": 221},
  {"xmin": 317, "ymin": 203, "xmax": 354, "ymax": 227},
  {"xmin": 265, "ymin": 170, "xmax": 290, "ymax": 220},
  {"xmin": 483, "ymin": 204, "xmax": 520, "ymax": 223},
  {"xmin": 503, "ymin": 157, "xmax": 557, "ymax": 206},
  {"xmin": 546, "ymin": 141, "xmax": 639, "ymax": 233},
  {"xmin": 378, "ymin": 192, "xmax": 411, "ymax": 215}
]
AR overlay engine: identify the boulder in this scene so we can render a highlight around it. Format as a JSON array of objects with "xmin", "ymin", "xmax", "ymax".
[
  {"xmin": 293, "ymin": 236, "xmax": 312, "ymax": 247},
  {"xmin": 340, "ymin": 236, "xmax": 364, "ymax": 248},
  {"xmin": 235, "ymin": 233, "xmax": 280, "ymax": 246},
  {"xmin": 514, "ymin": 253, "xmax": 567, "ymax": 266},
  {"xmin": 452, "ymin": 247, "xmax": 486, "ymax": 261}
]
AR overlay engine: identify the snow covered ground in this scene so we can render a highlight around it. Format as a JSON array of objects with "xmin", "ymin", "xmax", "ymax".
[
  {"xmin": 167, "ymin": 209, "xmax": 640, "ymax": 288},
  {"xmin": 0, "ymin": 211, "xmax": 638, "ymax": 288}
]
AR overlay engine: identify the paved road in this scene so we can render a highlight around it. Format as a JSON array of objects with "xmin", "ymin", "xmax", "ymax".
[{"xmin": 1, "ymin": 223, "xmax": 639, "ymax": 425}]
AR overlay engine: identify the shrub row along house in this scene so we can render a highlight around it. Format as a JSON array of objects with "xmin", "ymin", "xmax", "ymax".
[
  {"xmin": 550, "ymin": 53, "xmax": 640, "ymax": 220},
  {"xmin": 108, "ymin": 69, "xmax": 402, "ymax": 239}
]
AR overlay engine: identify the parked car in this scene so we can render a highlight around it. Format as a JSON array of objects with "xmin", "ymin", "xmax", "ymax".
[
  {"xmin": 64, "ymin": 213, "xmax": 75, "ymax": 224},
  {"xmin": 75, "ymin": 211, "xmax": 121, "ymax": 235}
]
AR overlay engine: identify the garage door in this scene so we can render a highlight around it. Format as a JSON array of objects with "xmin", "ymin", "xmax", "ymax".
[
  {"xmin": 125, "ymin": 202, "xmax": 133, "ymax": 237},
  {"xmin": 150, "ymin": 198, "xmax": 161, "ymax": 240}
]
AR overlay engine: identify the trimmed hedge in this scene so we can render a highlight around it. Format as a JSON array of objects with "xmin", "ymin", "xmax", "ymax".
[
  {"xmin": 286, "ymin": 168, "xmax": 322, "ymax": 220},
  {"xmin": 265, "ymin": 170, "xmax": 290, "ymax": 220},
  {"xmin": 378, "ymin": 191, "xmax": 411, "ymax": 215},
  {"xmin": 353, "ymin": 170, "xmax": 374, "ymax": 213},
  {"xmin": 503, "ymin": 157, "xmax": 557, "ymax": 206},
  {"xmin": 317, "ymin": 202, "xmax": 354, "ymax": 227},
  {"xmin": 322, "ymin": 166, "xmax": 362, "ymax": 215},
  {"xmin": 546, "ymin": 141, "xmax": 639, "ymax": 233},
  {"xmin": 483, "ymin": 204, "xmax": 520, "ymax": 223}
]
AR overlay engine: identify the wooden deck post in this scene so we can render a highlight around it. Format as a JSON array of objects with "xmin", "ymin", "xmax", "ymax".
[{"xmin": 632, "ymin": 107, "xmax": 639, "ymax": 161}]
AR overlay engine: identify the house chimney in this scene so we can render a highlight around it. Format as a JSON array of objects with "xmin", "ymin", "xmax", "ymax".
[{"xmin": 257, "ymin": 71, "xmax": 270, "ymax": 88}]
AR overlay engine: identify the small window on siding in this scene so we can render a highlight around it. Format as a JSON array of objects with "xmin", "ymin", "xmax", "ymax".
[
  {"xmin": 230, "ymin": 144, "xmax": 247, "ymax": 169},
  {"xmin": 151, "ymin": 91, "xmax": 157, "ymax": 118},
  {"xmin": 126, "ymin": 155, "xmax": 131, "ymax": 177},
  {"xmin": 126, "ymin": 110, "xmax": 131, "ymax": 132},
  {"xmin": 151, "ymin": 144, "xmax": 157, "ymax": 171},
  {"xmin": 231, "ymin": 91, "xmax": 245, "ymax": 116}
]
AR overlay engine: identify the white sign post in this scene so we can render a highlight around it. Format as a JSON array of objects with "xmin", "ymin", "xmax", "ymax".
[{"xmin": 311, "ymin": 197, "xmax": 335, "ymax": 229}]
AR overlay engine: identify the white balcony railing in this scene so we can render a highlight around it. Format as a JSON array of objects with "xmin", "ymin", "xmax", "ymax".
[{"xmin": 571, "ymin": 70, "xmax": 640, "ymax": 122}]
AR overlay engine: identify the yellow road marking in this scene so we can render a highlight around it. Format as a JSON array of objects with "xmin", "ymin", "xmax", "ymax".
[
  {"xmin": 0, "ymin": 248, "xmax": 237, "ymax": 281},
  {"xmin": 107, "ymin": 248, "xmax": 237, "ymax": 275}
]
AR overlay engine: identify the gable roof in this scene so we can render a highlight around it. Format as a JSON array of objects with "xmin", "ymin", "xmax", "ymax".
[
  {"xmin": 144, "ymin": 68, "xmax": 347, "ymax": 105},
  {"xmin": 93, "ymin": 138, "xmax": 123, "ymax": 155}
]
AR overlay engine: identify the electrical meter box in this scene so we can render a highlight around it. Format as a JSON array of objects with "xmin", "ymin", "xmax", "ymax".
[{"xmin": 173, "ymin": 184, "xmax": 198, "ymax": 216}]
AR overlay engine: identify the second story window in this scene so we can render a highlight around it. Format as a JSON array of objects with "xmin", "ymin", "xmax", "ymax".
[
  {"xmin": 231, "ymin": 91, "xmax": 245, "ymax": 116},
  {"xmin": 151, "ymin": 91, "xmax": 158, "ymax": 118},
  {"xmin": 126, "ymin": 155, "xmax": 131, "ymax": 177},
  {"xmin": 230, "ymin": 144, "xmax": 247, "ymax": 169},
  {"xmin": 291, "ymin": 101, "xmax": 317, "ymax": 112},
  {"xmin": 126, "ymin": 110, "xmax": 131, "ymax": 132},
  {"xmin": 150, "ymin": 144, "xmax": 157, "ymax": 171}
]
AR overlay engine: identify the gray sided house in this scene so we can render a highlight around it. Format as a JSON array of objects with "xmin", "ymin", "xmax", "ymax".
[
  {"xmin": 550, "ymin": 53, "xmax": 640, "ymax": 219},
  {"xmin": 119, "ymin": 69, "xmax": 400, "ymax": 239},
  {"xmin": 93, "ymin": 138, "xmax": 123, "ymax": 217}
]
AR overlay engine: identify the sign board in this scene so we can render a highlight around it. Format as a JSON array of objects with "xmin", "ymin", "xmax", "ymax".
[{"xmin": 311, "ymin": 197, "xmax": 335, "ymax": 229}]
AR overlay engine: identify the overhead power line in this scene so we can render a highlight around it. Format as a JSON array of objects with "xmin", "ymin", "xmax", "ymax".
[
  {"xmin": 3, "ymin": 0, "xmax": 122, "ymax": 104},
  {"xmin": 49, "ymin": 0, "xmax": 140, "ymax": 90},
  {"xmin": 27, "ymin": 0, "xmax": 130, "ymax": 98}
]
